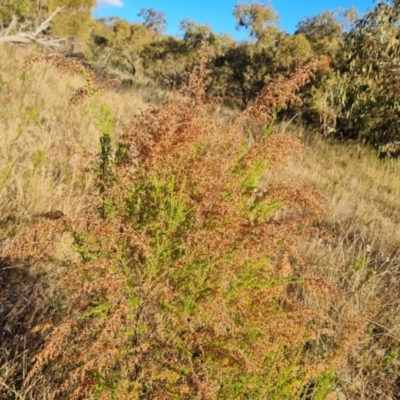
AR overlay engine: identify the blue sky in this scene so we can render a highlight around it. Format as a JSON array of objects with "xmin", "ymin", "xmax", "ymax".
[{"xmin": 94, "ymin": 0, "xmax": 374, "ymax": 39}]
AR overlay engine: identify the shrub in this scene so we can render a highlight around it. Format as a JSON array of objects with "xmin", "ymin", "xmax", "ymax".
[{"xmin": 2, "ymin": 44, "xmax": 364, "ymax": 399}]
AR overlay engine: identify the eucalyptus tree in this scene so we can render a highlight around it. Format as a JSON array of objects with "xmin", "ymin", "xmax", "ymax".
[
  {"xmin": 138, "ymin": 8, "xmax": 167, "ymax": 33},
  {"xmin": 340, "ymin": 0, "xmax": 400, "ymax": 145},
  {"xmin": 296, "ymin": 8, "xmax": 358, "ymax": 58},
  {"xmin": 292, "ymin": 8, "xmax": 358, "ymax": 136},
  {"xmin": 218, "ymin": 2, "xmax": 283, "ymax": 108}
]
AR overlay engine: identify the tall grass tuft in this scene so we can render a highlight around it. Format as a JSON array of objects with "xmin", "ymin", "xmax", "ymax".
[{"xmin": 2, "ymin": 43, "xmax": 364, "ymax": 399}]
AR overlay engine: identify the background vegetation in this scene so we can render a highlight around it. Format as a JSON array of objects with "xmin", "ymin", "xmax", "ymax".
[
  {"xmin": 2, "ymin": 0, "xmax": 400, "ymax": 149},
  {"xmin": 0, "ymin": 1, "xmax": 400, "ymax": 399}
]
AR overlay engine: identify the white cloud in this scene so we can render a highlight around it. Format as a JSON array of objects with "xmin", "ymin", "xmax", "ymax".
[{"xmin": 98, "ymin": 0, "xmax": 123, "ymax": 7}]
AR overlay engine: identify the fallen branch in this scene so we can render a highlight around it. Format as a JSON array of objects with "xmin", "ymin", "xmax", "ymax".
[{"xmin": 0, "ymin": 7, "xmax": 66, "ymax": 48}]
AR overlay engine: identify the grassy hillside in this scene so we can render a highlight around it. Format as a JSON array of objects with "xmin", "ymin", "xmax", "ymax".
[
  {"xmin": 288, "ymin": 134, "xmax": 400, "ymax": 398},
  {"xmin": 0, "ymin": 44, "xmax": 153, "ymax": 240},
  {"xmin": 0, "ymin": 43, "xmax": 399, "ymax": 399}
]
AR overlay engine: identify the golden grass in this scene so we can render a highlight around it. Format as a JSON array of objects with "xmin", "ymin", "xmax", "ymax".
[
  {"xmin": 286, "ymin": 132, "xmax": 400, "ymax": 399},
  {"xmin": 0, "ymin": 44, "xmax": 151, "ymax": 241}
]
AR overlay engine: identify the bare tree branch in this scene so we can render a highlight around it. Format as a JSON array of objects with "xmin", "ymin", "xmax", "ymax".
[
  {"xmin": 33, "ymin": 6, "xmax": 64, "ymax": 36},
  {"xmin": 1, "ymin": 15, "xmax": 17, "ymax": 36}
]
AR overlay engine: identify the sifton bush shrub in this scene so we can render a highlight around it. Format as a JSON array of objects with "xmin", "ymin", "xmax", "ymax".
[{"xmin": 2, "ymin": 43, "xmax": 365, "ymax": 399}]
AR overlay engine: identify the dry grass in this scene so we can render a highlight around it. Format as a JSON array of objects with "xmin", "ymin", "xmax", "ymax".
[
  {"xmin": 286, "ymin": 132, "xmax": 400, "ymax": 399},
  {"xmin": 0, "ymin": 44, "xmax": 151, "ymax": 240},
  {"xmin": 0, "ymin": 43, "xmax": 155, "ymax": 399},
  {"xmin": 0, "ymin": 41, "xmax": 399, "ymax": 400}
]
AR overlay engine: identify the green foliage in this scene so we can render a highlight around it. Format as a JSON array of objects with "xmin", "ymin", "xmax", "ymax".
[
  {"xmin": 48, "ymin": 0, "xmax": 96, "ymax": 40},
  {"xmin": 0, "ymin": 157, "xmax": 12, "ymax": 187},
  {"xmin": 383, "ymin": 350, "xmax": 399, "ymax": 372},
  {"xmin": 89, "ymin": 17, "xmax": 156, "ymax": 75},
  {"xmin": 302, "ymin": 370, "xmax": 336, "ymax": 400},
  {"xmin": 274, "ymin": 34, "xmax": 314, "ymax": 70},
  {"xmin": 180, "ymin": 18, "xmax": 213, "ymax": 45},
  {"xmin": 309, "ymin": 70, "xmax": 341, "ymax": 135},
  {"xmin": 140, "ymin": 37, "xmax": 185, "ymax": 87},
  {"xmin": 0, "ymin": 74, "xmax": 5, "ymax": 93},
  {"xmin": 233, "ymin": 1, "xmax": 280, "ymax": 46},
  {"xmin": 340, "ymin": 0, "xmax": 400, "ymax": 145},
  {"xmin": 32, "ymin": 149, "xmax": 45, "ymax": 168},
  {"xmin": 88, "ymin": 89, "xmax": 120, "ymax": 219},
  {"xmin": 0, "ymin": 0, "xmax": 31, "ymax": 25},
  {"xmin": 296, "ymin": 9, "xmax": 357, "ymax": 57},
  {"xmin": 227, "ymin": 3, "xmax": 283, "ymax": 107},
  {"xmin": 139, "ymin": 21, "xmax": 236, "ymax": 91},
  {"xmin": 21, "ymin": 105, "xmax": 41, "ymax": 124}
]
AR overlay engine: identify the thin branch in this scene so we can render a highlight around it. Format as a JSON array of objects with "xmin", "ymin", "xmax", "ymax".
[
  {"xmin": 33, "ymin": 6, "xmax": 64, "ymax": 36},
  {"xmin": 1, "ymin": 15, "xmax": 17, "ymax": 36}
]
